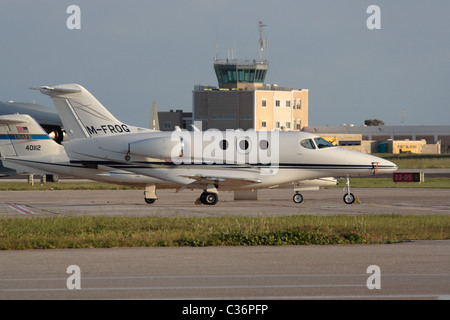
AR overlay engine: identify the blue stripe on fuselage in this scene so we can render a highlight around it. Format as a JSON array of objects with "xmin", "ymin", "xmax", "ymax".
[{"xmin": 0, "ymin": 134, "xmax": 51, "ymax": 140}]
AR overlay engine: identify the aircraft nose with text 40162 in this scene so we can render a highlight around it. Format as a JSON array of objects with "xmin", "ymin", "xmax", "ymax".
[{"xmin": 30, "ymin": 83, "xmax": 397, "ymax": 206}]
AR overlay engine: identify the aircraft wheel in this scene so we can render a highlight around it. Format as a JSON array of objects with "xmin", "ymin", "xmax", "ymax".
[
  {"xmin": 145, "ymin": 198, "xmax": 156, "ymax": 204},
  {"xmin": 202, "ymin": 192, "xmax": 218, "ymax": 205},
  {"xmin": 343, "ymin": 193, "xmax": 355, "ymax": 204},
  {"xmin": 293, "ymin": 193, "xmax": 303, "ymax": 204}
]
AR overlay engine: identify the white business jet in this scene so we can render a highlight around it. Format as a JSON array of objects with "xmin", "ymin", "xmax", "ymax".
[
  {"xmin": 31, "ymin": 84, "xmax": 397, "ymax": 205},
  {"xmin": 0, "ymin": 113, "xmax": 337, "ymax": 204}
]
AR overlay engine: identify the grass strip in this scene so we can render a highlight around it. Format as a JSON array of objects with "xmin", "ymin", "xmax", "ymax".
[
  {"xmin": 1, "ymin": 215, "xmax": 448, "ymax": 250},
  {"xmin": 0, "ymin": 177, "xmax": 449, "ymax": 191},
  {"xmin": 336, "ymin": 177, "xmax": 450, "ymax": 188},
  {"xmin": 374, "ymin": 153, "xmax": 450, "ymax": 169},
  {"xmin": 0, "ymin": 181, "xmax": 138, "ymax": 191}
]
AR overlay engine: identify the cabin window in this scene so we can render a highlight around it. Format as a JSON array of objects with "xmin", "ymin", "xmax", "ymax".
[
  {"xmin": 219, "ymin": 140, "xmax": 228, "ymax": 150},
  {"xmin": 259, "ymin": 140, "xmax": 269, "ymax": 150},
  {"xmin": 239, "ymin": 139, "xmax": 249, "ymax": 151}
]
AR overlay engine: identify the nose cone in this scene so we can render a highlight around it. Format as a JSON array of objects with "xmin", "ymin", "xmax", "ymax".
[{"xmin": 371, "ymin": 156, "xmax": 398, "ymax": 174}]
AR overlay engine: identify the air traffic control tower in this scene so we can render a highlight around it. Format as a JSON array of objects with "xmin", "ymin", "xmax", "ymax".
[
  {"xmin": 193, "ymin": 22, "xmax": 308, "ymax": 131},
  {"xmin": 213, "ymin": 21, "xmax": 269, "ymax": 89}
]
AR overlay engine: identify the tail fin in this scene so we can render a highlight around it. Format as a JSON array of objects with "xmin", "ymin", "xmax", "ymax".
[
  {"xmin": 32, "ymin": 84, "xmax": 151, "ymax": 140},
  {"xmin": 0, "ymin": 114, "xmax": 65, "ymax": 173}
]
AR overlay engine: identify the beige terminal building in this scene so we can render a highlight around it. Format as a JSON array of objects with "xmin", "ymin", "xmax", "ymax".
[{"xmin": 193, "ymin": 58, "xmax": 308, "ymax": 131}]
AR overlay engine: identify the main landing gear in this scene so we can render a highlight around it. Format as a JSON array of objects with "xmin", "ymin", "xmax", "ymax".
[
  {"xmin": 197, "ymin": 183, "xmax": 219, "ymax": 205},
  {"xmin": 199, "ymin": 191, "xmax": 218, "ymax": 205},
  {"xmin": 144, "ymin": 184, "xmax": 158, "ymax": 204}
]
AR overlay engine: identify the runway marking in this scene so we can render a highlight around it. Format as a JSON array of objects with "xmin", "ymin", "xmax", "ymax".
[
  {"xmin": 2, "ymin": 287, "xmax": 448, "ymax": 301},
  {"xmin": 2, "ymin": 203, "xmax": 35, "ymax": 215},
  {"xmin": 2, "ymin": 273, "xmax": 448, "ymax": 300},
  {"xmin": 2, "ymin": 283, "xmax": 367, "ymax": 292},
  {"xmin": 182, "ymin": 294, "xmax": 450, "ymax": 300},
  {"xmin": 1, "ymin": 273, "xmax": 449, "ymax": 282},
  {"xmin": 0, "ymin": 273, "xmax": 450, "ymax": 281}
]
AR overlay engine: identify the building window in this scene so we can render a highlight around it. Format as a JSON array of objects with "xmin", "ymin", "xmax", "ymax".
[
  {"xmin": 262, "ymin": 99, "xmax": 266, "ymax": 107},
  {"xmin": 212, "ymin": 116, "xmax": 235, "ymax": 120},
  {"xmin": 297, "ymin": 99, "xmax": 301, "ymax": 109},
  {"xmin": 276, "ymin": 121, "xmax": 280, "ymax": 128},
  {"xmin": 286, "ymin": 122, "xmax": 291, "ymax": 129},
  {"xmin": 286, "ymin": 100, "xmax": 290, "ymax": 107},
  {"xmin": 275, "ymin": 100, "xmax": 280, "ymax": 107},
  {"xmin": 261, "ymin": 121, "xmax": 267, "ymax": 128},
  {"xmin": 164, "ymin": 121, "xmax": 172, "ymax": 129}
]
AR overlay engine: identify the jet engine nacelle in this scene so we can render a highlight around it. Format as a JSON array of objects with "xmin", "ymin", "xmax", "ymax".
[{"xmin": 128, "ymin": 136, "xmax": 184, "ymax": 160}]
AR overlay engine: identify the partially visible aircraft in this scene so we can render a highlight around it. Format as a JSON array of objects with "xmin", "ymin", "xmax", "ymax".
[
  {"xmin": 31, "ymin": 84, "xmax": 397, "ymax": 205},
  {"xmin": 0, "ymin": 101, "xmax": 63, "ymax": 177},
  {"xmin": 0, "ymin": 101, "xmax": 63, "ymax": 142},
  {"xmin": 0, "ymin": 113, "xmax": 176, "ymax": 201}
]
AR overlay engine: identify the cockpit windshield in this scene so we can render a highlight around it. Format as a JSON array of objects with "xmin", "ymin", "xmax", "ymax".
[
  {"xmin": 300, "ymin": 137, "xmax": 335, "ymax": 150},
  {"xmin": 314, "ymin": 137, "xmax": 335, "ymax": 149},
  {"xmin": 300, "ymin": 139, "xmax": 316, "ymax": 149}
]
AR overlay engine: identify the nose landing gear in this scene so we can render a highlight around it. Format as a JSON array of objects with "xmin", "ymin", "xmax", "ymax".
[
  {"xmin": 293, "ymin": 192, "xmax": 303, "ymax": 204},
  {"xmin": 343, "ymin": 175, "xmax": 355, "ymax": 204}
]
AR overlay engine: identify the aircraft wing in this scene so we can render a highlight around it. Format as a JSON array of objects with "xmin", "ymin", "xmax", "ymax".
[{"xmin": 180, "ymin": 174, "xmax": 261, "ymax": 188}]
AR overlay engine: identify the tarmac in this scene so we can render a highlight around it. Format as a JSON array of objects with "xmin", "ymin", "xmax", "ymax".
[
  {"xmin": 1, "ymin": 241, "xmax": 449, "ymax": 300},
  {"xmin": 0, "ymin": 187, "xmax": 450, "ymax": 217}
]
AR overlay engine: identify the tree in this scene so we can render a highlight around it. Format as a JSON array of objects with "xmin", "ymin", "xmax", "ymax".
[{"xmin": 364, "ymin": 119, "xmax": 385, "ymax": 126}]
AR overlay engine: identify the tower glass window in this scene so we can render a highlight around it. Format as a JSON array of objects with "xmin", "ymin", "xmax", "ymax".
[{"xmin": 214, "ymin": 60, "xmax": 268, "ymax": 87}]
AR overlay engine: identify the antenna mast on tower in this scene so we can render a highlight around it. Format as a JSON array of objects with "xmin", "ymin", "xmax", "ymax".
[{"xmin": 258, "ymin": 21, "xmax": 267, "ymax": 62}]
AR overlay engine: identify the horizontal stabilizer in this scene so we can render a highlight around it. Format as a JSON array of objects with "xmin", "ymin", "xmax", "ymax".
[
  {"xmin": 31, "ymin": 85, "xmax": 82, "ymax": 95},
  {"xmin": 0, "ymin": 114, "xmax": 29, "ymax": 125}
]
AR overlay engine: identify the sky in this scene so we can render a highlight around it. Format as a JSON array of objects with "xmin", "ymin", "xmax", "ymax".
[{"xmin": 0, "ymin": 0, "xmax": 449, "ymax": 128}]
